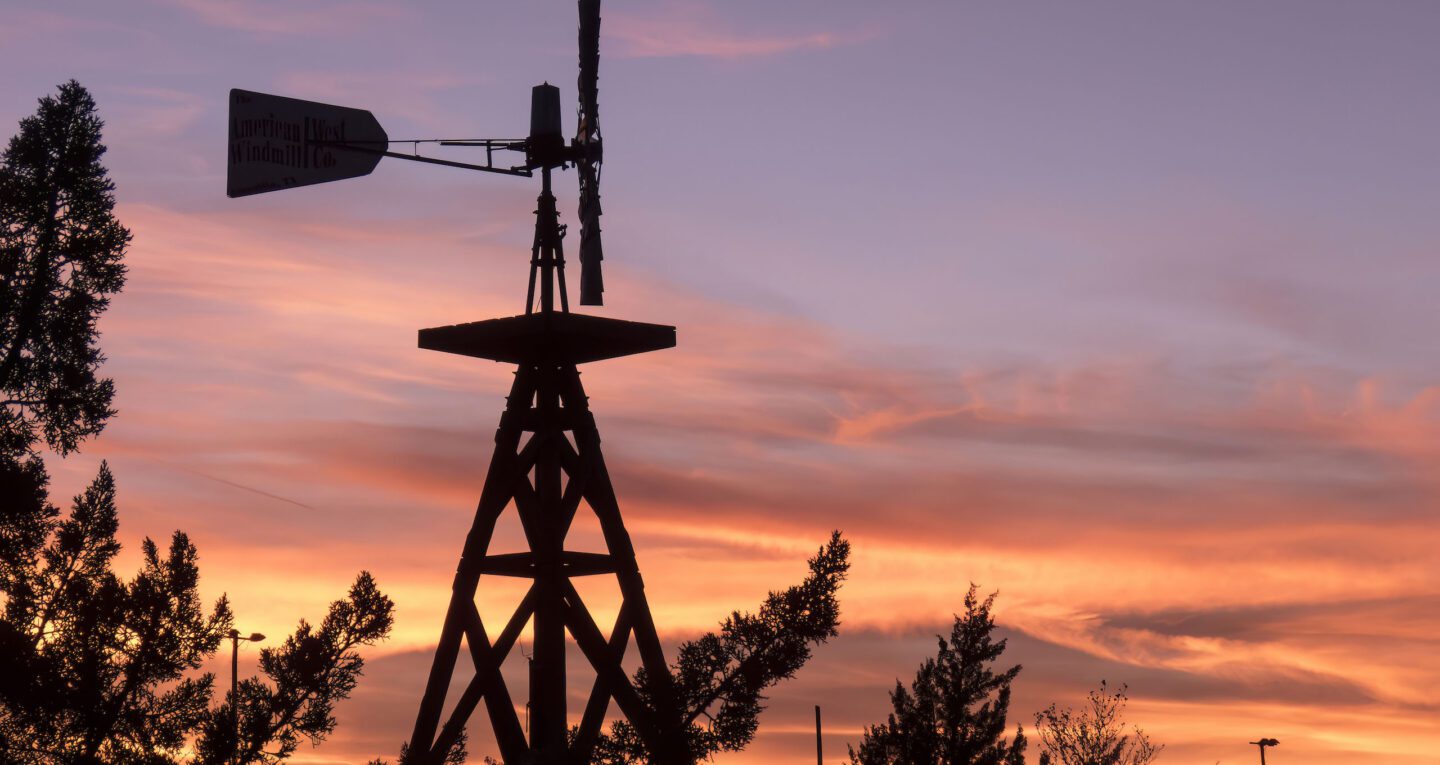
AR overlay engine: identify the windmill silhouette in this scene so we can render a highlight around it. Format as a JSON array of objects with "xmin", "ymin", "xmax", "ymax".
[
  {"xmin": 226, "ymin": 2, "xmax": 690, "ymax": 763},
  {"xmin": 406, "ymin": 82, "xmax": 688, "ymax": 764}
]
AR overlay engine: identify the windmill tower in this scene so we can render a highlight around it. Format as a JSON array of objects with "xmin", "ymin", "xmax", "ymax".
[
  {"xmin": 405, "ymin": 116, "xmax": 686, "ymax": 765},
  {"xmin": 226, "ymin": 2, "xmax": 689, "ymax": 763},
  {"xmin": 401, "ymin": 5, "xmax": 690, "ymax": 764}
]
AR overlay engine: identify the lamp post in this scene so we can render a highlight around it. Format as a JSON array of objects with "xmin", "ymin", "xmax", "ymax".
[
  {"xmin": 815, "ymin": 705, "xmax": 823, "ymax": 765},
  {"xmin": 1249, "ymin": 738, "xmax": 1279, "ymax": 765},
  {"xmin": 229, "ymin": 628, "xmax": 265, "ymax": 764}
]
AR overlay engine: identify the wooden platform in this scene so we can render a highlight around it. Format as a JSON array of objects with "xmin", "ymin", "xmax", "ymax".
[{"xmin": 418, "ymin": 311, "xmax": 675, "ymax": 364}]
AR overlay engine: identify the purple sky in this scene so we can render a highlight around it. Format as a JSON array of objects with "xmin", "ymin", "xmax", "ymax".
[{"xmin": 3, "ymin": 1, "xmax": 1438, "ymax": 763}]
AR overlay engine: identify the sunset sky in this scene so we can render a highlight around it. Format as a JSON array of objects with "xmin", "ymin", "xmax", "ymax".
[{"xmin": 3, "ymin": 1, "xmax": 1439, "ymax": 763}]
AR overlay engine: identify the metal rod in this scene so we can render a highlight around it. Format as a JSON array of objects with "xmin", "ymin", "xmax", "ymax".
[
  {"xmin": 321, "ymin": 143, "xmax": 532, "ymax": 177},
  {"xmin": 315, "ymin": 137, "xmax": 526, "ymax": 146},
  {"xmin": 555, "ymin": 222, "xmax": 570, "ymax": 313},
  {"xmin": 437, "ymin": 139, "xmax": 527, "ymax": 147},
  {"xmin": 537, "ymin": 167, "xmax": 558, "ymax": 314}
]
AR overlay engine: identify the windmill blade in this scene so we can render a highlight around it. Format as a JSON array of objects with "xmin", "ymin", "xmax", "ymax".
[
  {"xmin": 577, "ymin": 157, "xmax": 604, "ymax": 305},
  {"xmin": 576, "ymin": 0, "xmax": 605, "ymax": 305}
]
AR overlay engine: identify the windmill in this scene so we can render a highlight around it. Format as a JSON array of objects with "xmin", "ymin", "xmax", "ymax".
[{"xmin": 226, "ymin": 2, "xmax": 690, "ymax": 763}]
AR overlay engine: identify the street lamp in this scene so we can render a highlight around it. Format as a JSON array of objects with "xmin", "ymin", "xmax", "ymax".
[
  {"xmin": 229, "ymin": 629, "xmax": 265, "ymax": 764},
  {"xmin": 1249, "ymin": 738, "xmax": 1279, "ymax": 765}
]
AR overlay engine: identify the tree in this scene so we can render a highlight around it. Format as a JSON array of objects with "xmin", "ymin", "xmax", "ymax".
[
  {"xmin": 584, "ymin": 531, "xmax": 850, "ymax": 764},
  {"xmin": 0, "ymin": 462, "xmax": 232, "ymax": 762},
  {"xmin": 0, "ymin": 461, "xmax": 394, "ymax": 764},
  {"xmin": 0, "ymin": 80, "xmax": 130, "ymax": 460},
  {"xmin": 849, "ymin": 585, "xmax": 1027, "ymax": 765},
  {"xmin": 192, "ymin": 573, "xmax": 394, "ymax": 765},
  {"xmin": 1034, "ymin": 681, "xmax": 1162, "ymax": 765}
]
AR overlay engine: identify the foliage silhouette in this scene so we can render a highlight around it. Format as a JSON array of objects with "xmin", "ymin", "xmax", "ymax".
[
  {"xmin": 0, "ymin": 80, "xmax": 129, "ymax": 460},
  {"xmin": 1034, "ymin": 681, "xmax": 1162, "ymax": 765},
  {"xmin": 582, "ymin": 531, "xmax": 850, "ymax": 764},
  {"xmin": 0, "ymin": 81, "xmax": 394, "ymax": 764},
  {"xmin": 192, "ymin": 573, "xmax": 394, "ymax": 764},
  {"xmin": 849, "ymin": 584, "xmax": 1027, "ymax": 765},
  {"xmin": 0, "ymin": 461, "xmax": 232, "ymax": 762},
  {"xmin": 0, "ymin": 460, "xmax": 394, "ymax": 764},
  {"xmin": 365, "ymin": 731, "xmax": 469, "ymax": 765}
]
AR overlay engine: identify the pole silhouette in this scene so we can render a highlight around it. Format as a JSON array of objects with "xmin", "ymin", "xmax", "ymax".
[
  {"xmin": 815, "ymin": 705, "xmax": 823, "ymax": 765},
  {"xmin": 227, "ymin": 629, "xmax": 264, "ymax": 764}
]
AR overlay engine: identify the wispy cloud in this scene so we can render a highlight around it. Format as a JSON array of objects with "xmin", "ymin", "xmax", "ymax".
[
  {"xmin": 54, "ymin": 194, "xmax": 1437, "ymax": 765},
  {"xmin": 152, "ymin": 0, "xmax": 407, "ymax": 36},
  {"xmin": 606, "ymin": 7, "xmax": 875, "ymax": 59},
  {"xmin": 108, "ymin": 87, "xmax": 206, "ymax": 141}
]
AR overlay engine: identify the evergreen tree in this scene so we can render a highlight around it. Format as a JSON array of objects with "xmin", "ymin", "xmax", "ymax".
[
  {"xmin": 192, "ymin": 573, "xmax": 394, "ymax": 765},
  {"xmin": 0, "ymin": 80, "xmax": 130, "ymax": 460},
  {"xmin": 0, "ymin": 462, "xmax": 234, "ymax": 762},
  {"xmin": 0, "ymin": 462, "xmax": 395, "ymax": 764},
  {"xmin": 585, "ymin": 531, "xmax": 850, "ymax": 764},
  {"xmin": 1034, "ymin": 681, "xmax": 1161, "ymax": 765},
  {"xmin": 849, "ymin": 585, "xmax": 1027, "ymax": 765}
]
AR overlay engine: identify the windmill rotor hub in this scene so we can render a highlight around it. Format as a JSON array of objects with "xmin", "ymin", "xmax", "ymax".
[{"xmin": 526, "ymin": 83, "xmax": 569, "ymax": 169}]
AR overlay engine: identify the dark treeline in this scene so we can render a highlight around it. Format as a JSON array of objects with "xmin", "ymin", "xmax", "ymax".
[{"xmin": 0, "ymin": 81, "xmax": 393, "ymax": 765}]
